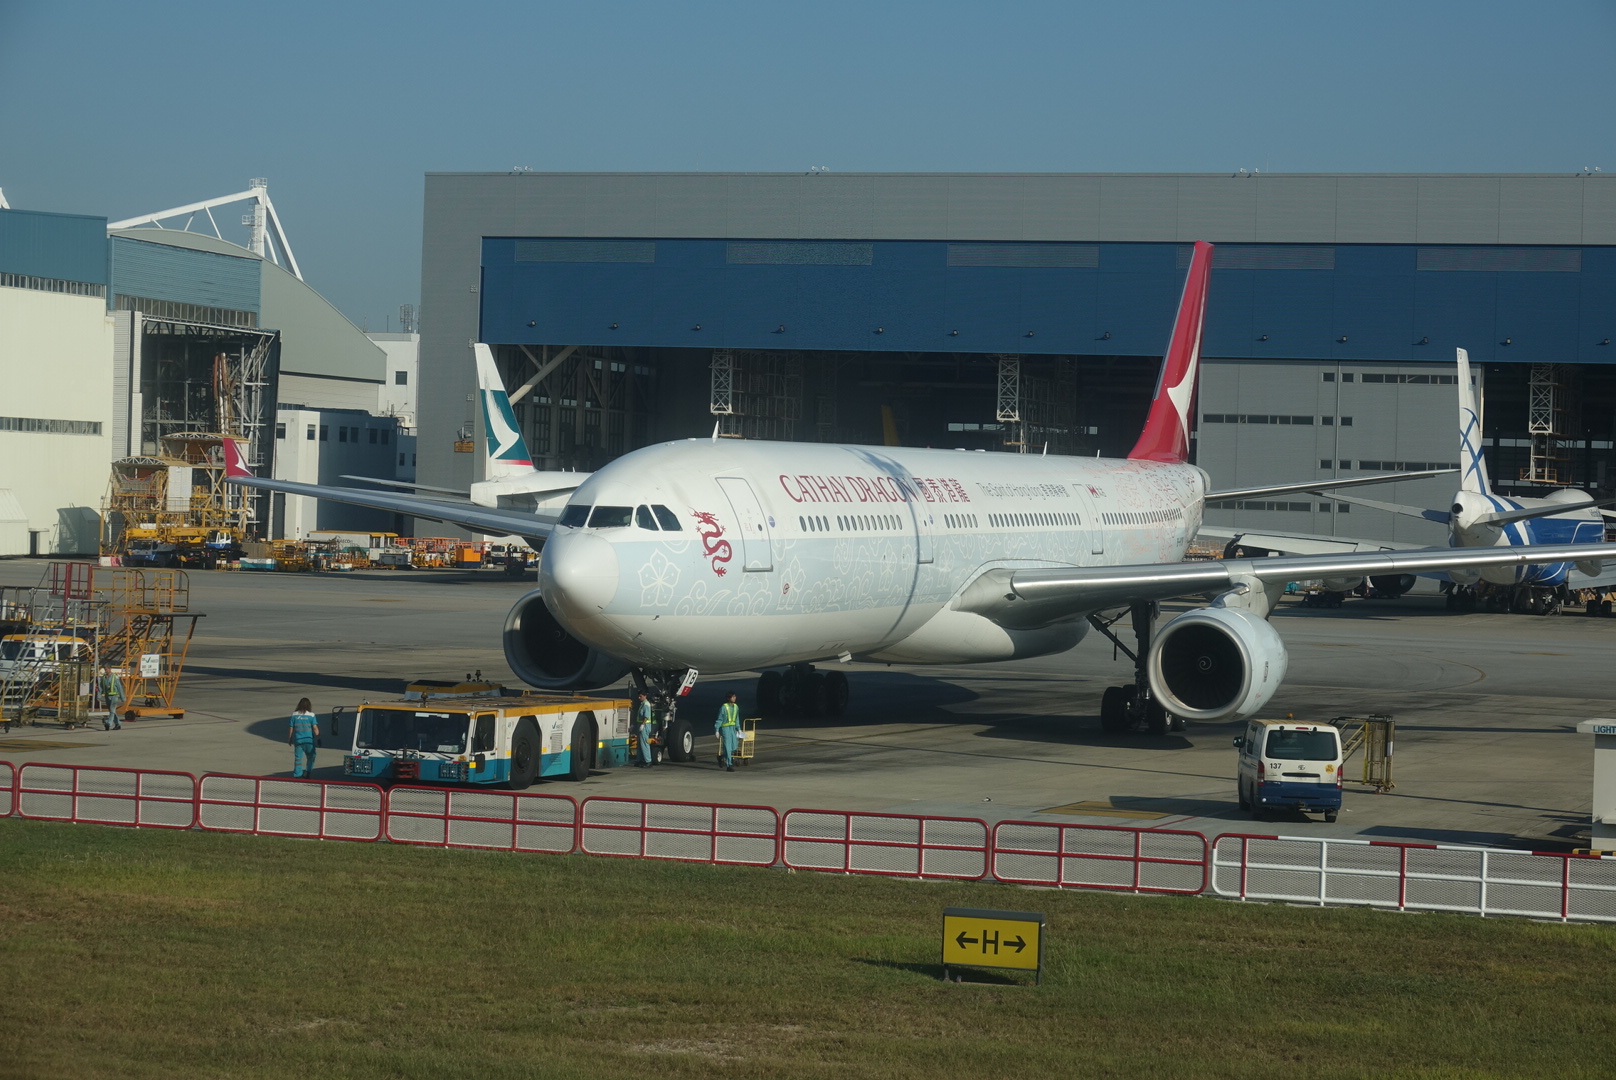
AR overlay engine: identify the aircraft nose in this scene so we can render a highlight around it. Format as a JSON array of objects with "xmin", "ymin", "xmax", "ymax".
[{"xmin": 540, "ymin": 530, "xmax": 620, "ymax": 618}]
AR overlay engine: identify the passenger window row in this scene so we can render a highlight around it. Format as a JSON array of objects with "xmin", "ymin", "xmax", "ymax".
[
  {"xmin": 988, "ymin": 511, "xmax": 1081, "ymax": 528},
  {"xmin": 1101, "ymin": 508, "xmax": 1182, "ymax": 525},
  {"xmin": 943, "ymin": 514, "xmax": 979, "ymax": 528},
  {"xmin": 558, "ymin": 504, "xmax": 682, "ymax": 530}
]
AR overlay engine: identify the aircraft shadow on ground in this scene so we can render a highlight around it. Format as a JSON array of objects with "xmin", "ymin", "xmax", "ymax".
[
  {"xmin": 187, "ymin": 666, "xmax": 405, "ymax": 695},
  {"xmin": 678, "ymin": 671, "xmax": 982, "ymax": 728}
]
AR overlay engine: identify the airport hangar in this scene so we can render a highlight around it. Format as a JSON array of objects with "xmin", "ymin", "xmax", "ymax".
[{"xmin": 419, "ymin": 172, "xmax": 1616, "ymax": 547}]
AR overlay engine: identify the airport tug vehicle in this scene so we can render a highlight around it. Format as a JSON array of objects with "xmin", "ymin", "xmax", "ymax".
[
  {"xmin": 1234, "ymin": 718, "xmax": 1345, "ymax": 822},
  {"xmin": 338, "ymin": 692, "xmax": 633, "ymax": 787}
]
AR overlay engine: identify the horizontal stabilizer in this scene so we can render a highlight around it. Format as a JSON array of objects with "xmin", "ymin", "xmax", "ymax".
[
  {"xmin": 1475, "ymin": 497, "xmax": 1616, "ymax": 528},
  {"xmin": 1209, "ymin": 468, "xmax": 1456, "ymax": 503},
  {"xmin": 1302, "ymin": 490, "xmax": 1451, "ymax": 523},
  {"xmin": 339, "ymin": 475, "xmax": 471, "ymax": 498}
]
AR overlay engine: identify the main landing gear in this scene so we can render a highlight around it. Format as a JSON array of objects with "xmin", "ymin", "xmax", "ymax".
[
  {"xmin": 631, "ymin": 668, "xmax": 696, "ymax": 763},
  {"xmin": 756, "ymin": 663, "xmax": 849, "ymax": 719},
  {"xmin": 1088, "ymin": 601, "xmax": 1183, "ymax": 737}
]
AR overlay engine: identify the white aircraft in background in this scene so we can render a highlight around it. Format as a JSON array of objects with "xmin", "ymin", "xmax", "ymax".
[
  {"xmin": 1201, "ymin": 348, "xmax": 1616, "ymax": 614},
  {"xmin": 224, "ymin": 242, "xmax": 1616, "ymax": 752},
  {"xmin": 342, "ymin": 343, "xmax": 584, "ymax": 515}
]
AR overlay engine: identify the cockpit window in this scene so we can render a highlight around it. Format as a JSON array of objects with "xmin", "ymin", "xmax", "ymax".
[
  {"xmin": 635, "ymin": 505, "xmax": 658, "ymax": 530},
  {"xmin": 559, "ymin": 504, "xmax": 590, "ymax": 528},
  {"xmin": 651, "ymin": 505, "xmax": 681, "ymax": 531},
  {"xmin": 588, "ymin": 505, "xmax": 633, "ymax": 528}
]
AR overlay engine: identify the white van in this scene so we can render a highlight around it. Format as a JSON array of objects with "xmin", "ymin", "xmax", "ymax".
[{"xmin": 1234, "ymin": 719, "xmax": 1344, "ymax": 822}]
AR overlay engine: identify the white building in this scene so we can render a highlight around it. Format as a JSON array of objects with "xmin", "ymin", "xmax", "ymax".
[
  {"xmin": 367, "ymin": 332, "xmax": 419, "ymax": 432},
  {"xmin": 0, "ymin": 209, "xmax": 115, "ymax": 555}
]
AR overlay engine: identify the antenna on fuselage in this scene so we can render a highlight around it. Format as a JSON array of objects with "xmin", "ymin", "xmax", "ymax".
[
  {"xmin": 1042, "ymin": 441, "xmax": 1048, "ymax": 456},
  {"xmin": 711, "ymin": 420, "xmax": 720, "ymax": 441}
]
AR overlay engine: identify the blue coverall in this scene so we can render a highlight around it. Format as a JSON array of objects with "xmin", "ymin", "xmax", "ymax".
[
  {"xmin": 289, "ymin": 710, "xmax": 318, "ymax": 777},
  {"xmin": 100, "ymin": 673, "xmax": 124, "ymax": 730},
  {"xmin": 715, "ymin": 701, "xmax": 740, "ymax": 769},
  {"xmin": 636, "ymin": 697, "xmax": 655, "ymax": 766}
]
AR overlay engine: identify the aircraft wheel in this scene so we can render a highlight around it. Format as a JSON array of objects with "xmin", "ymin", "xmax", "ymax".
[
  {"xmin": 666, "ymin": 718, "xmax": 694, "ymax": 762},
  {"xmin": 1099, "ymin": 686, "xmax": 1128, "ymax": 734},
  {"xmin": 1145, "ymin": 698, "xmax": 1169, "ymax": 737},
  {"xmin": 822, "ymin": 670, "xmax": 849, "ymax": 716},
  {"xmin": 1168, "ymin": 714, "xmax": 1186, "ymax": 733},
  {"xmin": 756, "ymin": 670, "xmax": 782, "ymax": 716},
  {"xmin": 808, "ymin": 673, "xmax": 829, "ymax": 717},
  {"xmin": 508, "ymin": 719, "xmax": 540, "ymax": 790}
]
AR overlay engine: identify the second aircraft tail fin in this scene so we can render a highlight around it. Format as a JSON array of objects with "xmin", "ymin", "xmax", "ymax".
[
  {"xmin": 1128, "ymin": 240, "xmax": 1214, "ymax": 463},
  {"xmin": 1456, "ymin": 347, "xmax": 1491, "ymax": 496},
  {"xmin": 474, "ymin": 343, "xmax": 536, "ymax": 481}
]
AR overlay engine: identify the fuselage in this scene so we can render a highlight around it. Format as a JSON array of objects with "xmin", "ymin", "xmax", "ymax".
[
  {"xmin": 1450, "ymin": 489, "xmax": 1605, "ymax": 585},
  {"xmin": 538, "ymin": 439, "xmax": 1206, "ymax": 674}
]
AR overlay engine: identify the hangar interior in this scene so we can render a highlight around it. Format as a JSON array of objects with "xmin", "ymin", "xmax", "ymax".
[{"xmin": 417, "ymin": 173, "xmax": 1616, "ymax": 546}]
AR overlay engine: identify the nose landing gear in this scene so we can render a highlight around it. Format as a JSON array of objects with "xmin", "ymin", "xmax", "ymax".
[
  {"xmin": 1090, "ymin": 601, "xmax": 1182, "ymax": 736},
  {"xmin": 631, "ymin": 668, "xmax": 696, "ymax": 763}
]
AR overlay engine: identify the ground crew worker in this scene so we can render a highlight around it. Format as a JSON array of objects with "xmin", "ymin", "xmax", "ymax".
[
  {"xmin": 715, "ymin": 692, "xmax": 740, "ymax": 772},
  {"xmin": 288, "ymin": 697, "xmax": 319, "ymax": 778},
  {"xmin": 634, "ymin": 691, "xmax": 656, "ymax": 767},
  {"xmin": 98, "ymin": 666, "xmax": 124, "ymax": 731}
]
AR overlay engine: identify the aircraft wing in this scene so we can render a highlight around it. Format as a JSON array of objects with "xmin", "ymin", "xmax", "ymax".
[
  {"xmin": 957, "ymin": 542, "xmax": 1616, "ymax": 629},
  {"xmin": 1208, "ymin": 468, "xmax": 1455, "ymax": 502},
  {"xmin": 1195, "ymin": 525, "xmax": 1423, "ymax": 557},
  {"xmin": 226, "ymin": 474, "xmax": 557, "ymax": 541}
]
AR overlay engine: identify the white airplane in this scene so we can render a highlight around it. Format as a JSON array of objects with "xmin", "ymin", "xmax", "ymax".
[
  {"xmin": 1202, "ymin": 348, "xmax": 1616, "ymax": 614},
  {"xmin": 224, "ymin": 241, "xmax": 1616, "ymax": 746},
  {"xmin": 341, "ymin": 343, "xmax": 584, "ymax": 515}
]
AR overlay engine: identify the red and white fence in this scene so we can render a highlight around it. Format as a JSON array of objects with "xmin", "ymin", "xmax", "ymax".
[
  {"xmin": 15, "ymin": 762, "xmax": 196, "ymax": 829},
  {"xmin": 386, "ymin": 786, "xmax": 577, "ymax": 853},
  {"xmin": 1211, "ymin": 833, "xmax": 1616, "ymax": 923},
  {"xmin": 992, "ymin": 820, "xmax": 1207, "ymax": 894},
  {"xmin": 781, "ymin": 810, "xmax": 988, "ymax": 880},
  {"xmin": 582, "ymin": 797, "xmax": 779, "ymax": 866},
  {"xmin": 3, "ymin": 760, "xmax": 1614, "ymax": 923},
  {"xmin": 197, "ymin": 772, "xmax": 383, "ymax": 841}
]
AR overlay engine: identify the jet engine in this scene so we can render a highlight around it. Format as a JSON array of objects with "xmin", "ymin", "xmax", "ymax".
[
  {"xmin": 503, "ymin": 588, "xmax": 631, "ymax": 691},
  {"xmin": 1320, "ymin": 576, "xmax": 1364, "ymax": 593},
  {"xmin": 1147, "ymin": 605, "xmax": 1288, "ymax": 723},
  {"xmin": 1369, "ymin": 574, "xmax": 1416, "ymax": 597}
]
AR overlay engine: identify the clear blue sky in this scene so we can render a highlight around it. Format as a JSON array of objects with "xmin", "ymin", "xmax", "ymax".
[{"xmin": 3, "ymin": 1, "xmax": 1613, "ymax": 332}]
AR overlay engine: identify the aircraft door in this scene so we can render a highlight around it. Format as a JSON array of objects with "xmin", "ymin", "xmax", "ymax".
[
  {"xmin": 1071, "ymin": 485, "xmax": 1104, "ymax": 559},
  {"xmin": 914, "ymin": 501, "xmax": 934, "ymax": 564},
  {"xmin": 716, "ymin": 477, "xmax": 774, "ymax": 572}
]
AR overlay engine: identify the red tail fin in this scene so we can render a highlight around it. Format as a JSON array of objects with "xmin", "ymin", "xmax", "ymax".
[
  {"xmin": 222, "ymin": 437, "xmax": 253, "ymax": 479},
  {"xmin": 1128, "ymin": 240, "xmax": 1214, "ymax": 463}
]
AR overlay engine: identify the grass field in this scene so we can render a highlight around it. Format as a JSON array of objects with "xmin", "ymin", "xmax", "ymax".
[{"xmin": 0, "ymin": 818, "xmax": 1612, "ymax": 1079}]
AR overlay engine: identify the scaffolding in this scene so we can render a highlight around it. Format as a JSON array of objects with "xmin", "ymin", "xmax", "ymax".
[
  {"xmin": 101, "ymin": 433, "xmax": 253, "ymax": 567},
  {"xmin": 1339, "ymin": 714, "xmax": 1396, "ymax": 793},
  {"xmin": 1521, "ymin": 364, "xmax": 1576, "ymax": 486},
  {"xmin": 497, "ymin": 345, "xmax": 653, "ymax": 470},
  {"xmin": 707, "ymin": 350, "xmax": 804, "ymax": 440},
  {"xmin": 0, "ymin": 563, "xmax": 200, "ymax": 730}
]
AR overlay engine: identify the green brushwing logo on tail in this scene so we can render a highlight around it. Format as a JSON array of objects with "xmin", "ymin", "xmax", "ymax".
[{"xmin": 482, "ymin": 389, "xmax": 533, "ymax": 465}]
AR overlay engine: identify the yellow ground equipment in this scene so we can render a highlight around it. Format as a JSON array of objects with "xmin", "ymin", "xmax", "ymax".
[
  {"xmin": 737, "ymin": 717, "xmax": 757, "ymax": 765},
  {"xmin": 0, "ymin": 563, "xmax": 201, "ymax": 730},
  {"xmin": 102, "ymin": 433, "xmax": 252, "ymax": 568},
  {"xmin": 1338, "ymin": 714, "xmax": 1395, "ymax": 793}
]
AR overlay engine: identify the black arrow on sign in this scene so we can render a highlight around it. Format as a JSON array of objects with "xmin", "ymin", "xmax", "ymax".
[
  {"xmin": 1006, "ymin": 935, "xmax": 1027, "ymax": 953},
  {"xmin": 955, "ymin": 931, "xmax": 978, "ymax": 948}
]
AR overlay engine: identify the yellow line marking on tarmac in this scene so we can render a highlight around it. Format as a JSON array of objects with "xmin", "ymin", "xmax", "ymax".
[
  {"xmin": 1039, "ymin": 800, "xmax": 1172, "ymax": 820},
  {"xmin": 0, "ymin": 739, "xmax": 101, "ymax": 751}
]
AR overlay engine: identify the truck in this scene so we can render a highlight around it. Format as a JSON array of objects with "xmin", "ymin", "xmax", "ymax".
[{"xmin": 337, "ymin": 692, "xmax": 638, "ymax": 787}]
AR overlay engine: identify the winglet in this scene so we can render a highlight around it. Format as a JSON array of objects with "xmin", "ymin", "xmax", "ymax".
[
  {"xmin": 222, "ymin": 436, "xmax": 253, "ymax": 479},
  {"xmin": 473, "ymin": 343, "xmax": 536, "ymax": 479},
  {"xmin": 1128, "ymin": 241, "xmax": 1214, "ymax": 463},
  {"xmin": 1456, "ymin": 348, "xmax": 1491, "ymax": 495}
]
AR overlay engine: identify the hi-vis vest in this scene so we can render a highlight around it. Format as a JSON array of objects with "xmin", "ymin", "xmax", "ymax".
[{"xmin": 718, "ymin": 703, "xmax": 740, "ymax": 728}]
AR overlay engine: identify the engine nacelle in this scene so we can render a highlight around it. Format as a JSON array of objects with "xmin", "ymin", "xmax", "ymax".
[
  {"xmin": 503, "ymin": 588, "xmax": 631, "ymax": 691},
  {"xmin": 1320, "ymin": 576, "xmax": 1364, "ymax": 593},
  {"xmin": 1369, "ymin": 574, "xmax": 1416, "ymax": 598},
  {"xmin": 1147, "ymin": 605, "xmax": 1288, "ymax": 723}
]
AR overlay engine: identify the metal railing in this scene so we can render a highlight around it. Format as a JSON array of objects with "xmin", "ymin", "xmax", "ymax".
[{"xmin": 2, "ymin": 760, "xmax": 1613, "ymax": 923}]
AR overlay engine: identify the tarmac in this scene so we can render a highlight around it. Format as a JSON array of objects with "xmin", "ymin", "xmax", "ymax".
[{"xmin": 2, "ymin": 557, "xmax": 1612, "ymax": 852}]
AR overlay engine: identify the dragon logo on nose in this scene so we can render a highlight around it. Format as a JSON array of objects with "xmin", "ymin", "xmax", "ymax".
[{"xmin": 692, "ymin": 510, "xmax": 733, "ymax": 576}]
